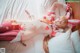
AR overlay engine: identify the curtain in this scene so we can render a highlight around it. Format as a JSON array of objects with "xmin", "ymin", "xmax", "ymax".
[{"xmin": 0, "ymin": 0, "xmax": 66, "ymax": 24}]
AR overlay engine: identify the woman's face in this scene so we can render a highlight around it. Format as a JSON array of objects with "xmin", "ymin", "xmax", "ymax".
[{"xmin": 54, "ymin": 16, "xmax": 68, "ymax": 29}]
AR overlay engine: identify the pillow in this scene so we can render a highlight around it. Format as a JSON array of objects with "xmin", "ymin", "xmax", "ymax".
[
  {"xmin": 0, "ymin": 26, "xmax": 12, "ymax": 33},
  {"xmin": 48, "ymin": 29, "xmax": 75, "ymax": 53},
  {"xmin": 0, "ymin": 21, "xmax": 12, "ymax": 33},
  {"xmin": 0, "ymin": 21, "xmax": 22, "ymax": 33},
  {"xmin": 71, "ymin": 30, "xmax": 80, "ymax": 53},
  {"xmin": 2, "ymin": 21, "xmax": 12, "ymax": 27},
  {"xmin": 2, "ymin": 21, "xmax": 21, "ymax": 30}
]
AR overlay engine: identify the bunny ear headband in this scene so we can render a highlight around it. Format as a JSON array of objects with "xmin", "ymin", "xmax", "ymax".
[
  {"xmin": 40, "ymin": 2, "xmax": 80, "ymax": 37},
  {"xmin": 43, "ymin": 2, "xmax": 80, "ymax": 28},
  {"xmin": 42, "ymin": 2, "xmax": 80, "ymax": 26}
]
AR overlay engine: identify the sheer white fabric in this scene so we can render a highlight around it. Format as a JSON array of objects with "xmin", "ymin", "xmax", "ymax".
[
  {"xmin": 0, "ymin": 0, "xmax": 66, "ymax": 24},
  {"xmin": 0, "ymin": 0, "xmax": 45, "ymax": 23}
]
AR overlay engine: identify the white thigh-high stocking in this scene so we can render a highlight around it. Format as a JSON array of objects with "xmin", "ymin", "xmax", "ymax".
[{"xmin": 10, "ymin": 31, "xmax": 23, "ymax": 43}]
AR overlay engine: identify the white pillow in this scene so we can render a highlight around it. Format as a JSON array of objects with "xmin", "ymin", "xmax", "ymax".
[
  {"xmin": 48, "ymin": 29, "xmax": 75, "ymax": 53},
  {"xmin": 71, "ymin": 30, "xmax": 80, "ymax": 53}
]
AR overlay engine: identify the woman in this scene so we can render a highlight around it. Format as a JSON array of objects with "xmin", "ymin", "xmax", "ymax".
[{"xmin": 43, "ymin": 1, "xmax": 80, "ymax": 53}]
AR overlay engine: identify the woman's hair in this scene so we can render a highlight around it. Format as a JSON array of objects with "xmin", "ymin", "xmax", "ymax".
[{"xmin": 43, "ymin": 35, "xmax": 53, "ymax": 53}]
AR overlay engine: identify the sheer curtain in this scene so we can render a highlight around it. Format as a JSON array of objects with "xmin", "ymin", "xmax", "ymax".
[
  {"xmin": 0, "ymin": 0, "xmax": 66, "ymax": 24},
  {"xmin": 0, "ymin": 0, "xmax": 45, "ymax": 23}
]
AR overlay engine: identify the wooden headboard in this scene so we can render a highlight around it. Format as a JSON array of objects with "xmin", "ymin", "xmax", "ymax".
[{"xmin": 68, "ymin": 2, "xmax": 80, "ymax": 31}]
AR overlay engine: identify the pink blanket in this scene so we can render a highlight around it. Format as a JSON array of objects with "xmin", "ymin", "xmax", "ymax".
[{"xmin": 0, "ymin": 30, "xmax": 20, "ymax": 41}]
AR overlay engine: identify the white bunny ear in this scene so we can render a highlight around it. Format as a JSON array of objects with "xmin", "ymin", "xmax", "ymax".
[{"xmin": 51, "ymin": 2, "xmax": 66, "ymax": 19}]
